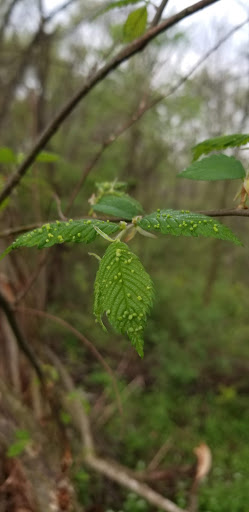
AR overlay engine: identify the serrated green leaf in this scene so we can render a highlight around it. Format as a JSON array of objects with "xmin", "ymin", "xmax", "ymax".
[
  {"xmin": 92, "ymin": 194, "xmax": 144, "ymax": 220},
  {"xmin": 0, "ymin": 147, "xmax": 17, "ymax": 164},
  {"xmin": 2, "ymin": 219, "xmax": 120, "ymax": 257},
  {"xmin": 192, "ymin": 133, "xmax": 249, "ymax": 161},
  {"xmin": 178, "ymin": 155, "xmax": 246, "ymax": 181},
  {"xmin": 94, "ymin": 241, "xmax": 154, "ymax": 357},
  {"xmin": 137, "ymin": 209, "xmax": 242, "ymax": 246},
  {"xmin": 123, "ymin": 6, "xmax": 148, "ymax": 42},
  {"xmin": 35, "ymin": 151, "xmax": 60, "ymax": 163}
]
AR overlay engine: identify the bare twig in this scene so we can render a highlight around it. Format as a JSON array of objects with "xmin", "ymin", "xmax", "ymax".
[
  {"xmin": 0, "ymin": 0, "xmax": 220, "ymax": 206},
  {"xmin": 53, "ymin": 192, "xmax": 67, "ymax": 221},
  {"xmin": 14, "ymin": 252, "xmax": 49, "ymax": 305},
  {"xmin": 148, "ymin": 438, "xmax": 172, "ymax": 471},
  {"xmin": 198, "ymin": 207, "xmax": 249, "ymax": 217},
  {"xmin": 151, "ymin": 0, "xmax": 170, "ymax": 27},
  {"xmin": 95, "ymin": 376, "xmax": 143, "ymax": 427},
  {"xmin": 0, "ymin": 223, "xmax": 42, "ymax": 238},
  {"xmin": 87, "ymin": 455, "xmax": 186, "ymax": 512}
]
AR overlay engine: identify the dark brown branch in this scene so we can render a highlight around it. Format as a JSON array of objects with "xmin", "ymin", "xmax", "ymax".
[
  {"xmin": 1, "ymin": 206, "xmax": 249, "ymax": 243},
  {"xmin": 0, "ymin": 291, "xmax": 43, "ymax": 381},
  {"xmin": 0, "ymin": 0, "xmax": 220, "ymax": 206}
]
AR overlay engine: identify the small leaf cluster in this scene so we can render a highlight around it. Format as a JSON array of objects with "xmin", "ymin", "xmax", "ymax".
[{"xmin": 178, "ymin": 132, "xmax": 249, "ymax": 182}]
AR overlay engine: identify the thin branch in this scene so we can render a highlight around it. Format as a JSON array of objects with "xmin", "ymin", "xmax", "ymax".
[
  {"xmin": 0, "ymin": 0, "xmax": 220, "ymax": 206},
  {"xmin": 87, "ymin": 455, "xmax": 186, "ymax": 512},
  {"xmin": 198, "ymin": 207, "xmax": 249, "ymax": 217},
  {"xmin": 53, "ymin": 192, "xmax": 67, "ymax": 221},
  {"xmin": 148, "ymin": 438, "xmax": 172, "ymax": 471},
  {"xmin": 0, "ymin": 223, "xmax": 42, "ymax": 238},
  {"xmin": 16, "ymin": 306, "xmax": 123, "ymax": 417},
  {"xmin": 0, "ymin": 291, "xmax": 43, "ymax": 381},
  {"xmin": 14, "ymin": 252, "xmax": 49, "ymax": 305},
  {"xmin": 1, "ymin": 205, "xmax": 249, "ymax": 243},
  {"xmin": 151, "ymin": 0, "xmax": 170, "ymax": 27}
]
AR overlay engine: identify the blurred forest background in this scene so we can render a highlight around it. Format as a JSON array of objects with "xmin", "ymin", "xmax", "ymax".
[{"xmin": 0, "ymin": 1, "xmax": 249, "ymax": 511}]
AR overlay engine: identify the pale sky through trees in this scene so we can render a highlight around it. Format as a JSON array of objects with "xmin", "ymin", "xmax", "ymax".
[{"xmin": 43, "ymin": 0, "xmax": 249, "ymax": 24}]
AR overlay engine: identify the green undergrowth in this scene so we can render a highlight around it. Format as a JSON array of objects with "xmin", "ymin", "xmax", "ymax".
[{"xmin": 72, "ymin": 267, "xmax": 249, "ymax": 511}]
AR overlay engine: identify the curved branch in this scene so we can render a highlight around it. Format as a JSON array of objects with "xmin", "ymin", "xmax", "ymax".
[{"xmin": 0, "ymin": 0, "xmax": 220, "ymax": 206}]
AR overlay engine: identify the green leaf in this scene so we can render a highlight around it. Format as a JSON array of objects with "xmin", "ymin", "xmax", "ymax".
[
  {"xmin": 17, "ymin": 150, "xmax": 60, "ymax": 164},
  {"xmin": 178, "ymin": 155, "xmax": 246, "ymax": 181},
  {"xmin": 123, "ymin": 6, "xmax": 148, "ymax": 42},
  {"xmin": 137, "ymin": 209, "xmax": 242, "ymax": 246},
  {"xmin": 94, "ymin": 241, "xmax": 154, "ymax": 357},
  {"xmin": 7, "ymin": 430, "xmax": 31, "ymax": 458},
  {"xmin": 2, "ymin": 219, "xmax": 121, "ymax": 257},
  {"xmin": 0, "ymin": 147, "xmax": 17, "ymax": 164},
  {"xmin": 192, "ymin": 133, "xmax": 249, "ymax": 161},
  {"xmin": 35, "ymin": 151, "xmax": 60, "ymax": 163},
  {"xmin": 92, "ymin": 194, "xmax": 144, "ymax": 220},
  {"xmin": 7, "ymin": 440, "xmax": 29, "ymax": 458}
]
